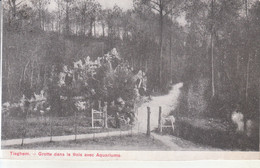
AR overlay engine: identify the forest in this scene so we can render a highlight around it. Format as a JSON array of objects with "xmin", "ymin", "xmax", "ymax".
[{"xmin": 1, "ymin": 0, "xmax": 260, "ymax": 150}]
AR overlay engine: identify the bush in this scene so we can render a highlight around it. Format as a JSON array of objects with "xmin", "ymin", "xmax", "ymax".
[
  {"xmin": 177, "ymin": 78, "xmax": 209, "ymax": 118},
  {"xmin": 174, "ymin": 117, "xmax": 258, "ymax": 151}
]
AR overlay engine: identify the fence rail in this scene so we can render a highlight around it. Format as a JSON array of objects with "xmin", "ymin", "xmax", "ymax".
[{"xmin": 2, "ymin": 108, "xmax": 135, "ymax": 146}]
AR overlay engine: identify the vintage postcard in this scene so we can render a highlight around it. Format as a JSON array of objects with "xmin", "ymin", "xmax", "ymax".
[{"xmin": 0, "ymin": 0, "xmax": 259, "ymax": 161}]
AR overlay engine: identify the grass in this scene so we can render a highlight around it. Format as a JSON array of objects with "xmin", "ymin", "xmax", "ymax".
[
  {"xmin": 3, "ymin": 134, "xmax": 170, "ymax": 151},
  {"xmin": 2, "ymin": 115, "xmax": 132, "ymax": 140}
]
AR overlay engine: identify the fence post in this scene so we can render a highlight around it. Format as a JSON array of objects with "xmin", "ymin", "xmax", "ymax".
[
  {"xmin": 92, "ymin": 107, "xmax": 96, "ymax": 141},
  {"xmin": 103, "ymin": 102, "xmax": 108, "ymax": 128},
  {"xmin": 91, "ymin": 109, "xmax": 94, "ymax": 128},
  {"xmin": 74, "ymin": 110, "xmax": 77, "ymax": 141},
  {"xmin": 134, "ymin": 104, "xmax": 138, "ymax": 117},
  {"xmin": 147, "ymin": 107, "xmax": 151, "ymax": 136},
  {"xmin": 131, "ymin": 125, "xmax": 133, "ymax": 136},
  {"xmin": 93, "ymin": 131, "xmax": 95, "ymax": 141},
  {"xmin": 21, "ymin": 112, "xmax": 28, "ymax": 146},
  {"xmin": 50, "ymin": 116, "xmax": 53, "ymax": 142},
  {"xmin": 21, "ymin": 115, "xmax": 24, "ymax": 146},
  {"xmin": 138, "ymin": 122, "xmax": 140, "ymax": 133},
  {"xmin": 98, "ymin": 100, "xmax": 102, "ymax": 111},
  {"xmin": 158, "ymin": 106, "xmax": 162, "ymax": 133}
]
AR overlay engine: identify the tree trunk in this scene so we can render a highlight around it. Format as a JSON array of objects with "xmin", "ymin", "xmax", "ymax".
[
  {"xmin": 245, "ymin": 54, "xmax": 250, "ymax": 103},
  {"xmin": 37, "ymin": 65, "xmax": 41, "ymax": 86},
  {"xmin": 94, "ymin": 20, "xmax": 96, "ymax": 37},
  {"xmin": 11, "ymin": 0, "xmax": 17, "ymax": 19},
  {"xmin": 169, "ymin": 13, "xmax": 173, "ymax": 84},
  {"xmin": 39, "ymin": 9, "xmax": 42, "ymax": 29},
  {"xmin": 89, "ymin": 18, "xmax": 93, "ymax": 37},
  {"xmin": 19, "ymin": 66, "xmax": 25, "ymax": 91},
  {"xmin": 23, "ymin": 60, "xmax": 31, "ymax": 81},
  {"xmin": 43, "ymin": 11, "xmax": 45, "ymax": 31},
  {"xmin": 236, "ymin": 52, "xmax": 240, "ymax": 75},
  {"xmin": 43, "ymin": 66, "xmax": 47, "ymax": 87},
  {"xmin": 244, "ymin": 52, "xmax": 251, "ymax": 133},
  {"xmin": 57, "ymin": 2, "xmax": 61, "ymax": 35},
  {"xmin": 245, "ymin": 0, "xmax": 248, "ymax": 17},
  {"xmin": 7, "ymin": 59, "xmax": 11, "ymax": 100},
  {"xmin": 211, "ymin": 33, "xmax": 215, "ymax": 97},
  {"xmin": 245, "ymin": 0, "xmax": 250, "ymax": 103},
  {"xmin": 169, "ymin": 35, "xmax": 172, "ymax": 84},
  {"xmin": 65, "ymin": 1, "xmax": 70, "ymax": 35},
  {"xmin": 244, "ymin": 0, "xmax": 250, "ymax": 134},
  {"xmin": 159, "ymin": 1, "xmax": 164, "ymax": 89},
  {"xmin": 30, "ymin": 61, "xmax": 34, "ymax": 88},
  {"xmin": 145, "ymin": 59, "xmax": 148, "ymax": 73},
  {"xmin": 211, "ymin": 0, "xmax": 215, "ymax": 97},
  {"xmin": 259, "ymin": 77, "xmax": 260, "ymax": 124},
  {"xmin": 102, "ymin": 23, "xmax": 105, "ymax": 37}
]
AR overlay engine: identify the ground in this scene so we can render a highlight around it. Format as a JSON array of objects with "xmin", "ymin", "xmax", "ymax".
[
  {"xmin": 3, "ymin": 134, "xmax": 170, "ymax": 151},
  {"xmin": 3, "ymin": 83, "xmax": 249, "ymax": 151},
  {"xmin": 151, "ymin": 133, "xmax": 222, "ymax": 151},
  {"xmin": 2, "ymin": 83, "xmax": 224, "ymax": 151},
  {"xmin": 135, "ymin": 83, "xmax": 184, "ymax": 132},
  {"xmin": 1, "ymin": 115, "xmax": 131, "ymax": 140}
]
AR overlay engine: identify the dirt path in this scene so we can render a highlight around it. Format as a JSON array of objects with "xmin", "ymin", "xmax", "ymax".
[
  {"xmin": 2, "ymin": 130, "xmax": 138, "ymax": 147},
  {"xmin": 136, "ymin": 83, "xmax": 183, "ymax": 132},
  {"xmin": 151, "ymin": 133, "xmax": 222, "ymax": 151},
  {"xmin": 136, "ymin": 83, "xmax": 222, "ymax": 151}
]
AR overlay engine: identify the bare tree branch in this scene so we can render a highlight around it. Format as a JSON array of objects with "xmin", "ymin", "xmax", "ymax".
[
  {"xmin": 16, "ymin": 1, "xmax": 23, "ymax": 8},
  {"xmin": 150, "ymin": 4, "xmax": 161, "ymax": 12},
  {"xmin": 8, "ymin": 0, "xmax": 13, "ymax": 8},
  {"xmin": 163, "ymin": 0, "xmax": 188, "ymax": 17},
  {"xmin": 150, "ymin": 0, "xmax": 160, "ymax": 6},
  {"xmin": 163, "ymin": 0, "xmax": 174, "ymax": 6},
  {"xmin": 163, "ymin": 2, "xmax": 178, "ymax": 16}
]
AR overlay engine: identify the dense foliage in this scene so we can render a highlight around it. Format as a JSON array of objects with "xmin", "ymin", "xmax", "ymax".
[{"xmin": 2, "ymin": 0, "xmax": 259, "ymax": 123}]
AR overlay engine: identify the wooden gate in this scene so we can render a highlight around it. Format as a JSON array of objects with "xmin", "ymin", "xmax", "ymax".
[{"xmin": 91, "ymin": 109, "xmax": 105, "ymax": 128}]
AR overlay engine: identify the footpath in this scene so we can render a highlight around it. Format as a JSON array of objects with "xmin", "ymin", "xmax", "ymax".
[{"xmin": 2, "ymin": 130, "xmax": 139, "ymax": 147}]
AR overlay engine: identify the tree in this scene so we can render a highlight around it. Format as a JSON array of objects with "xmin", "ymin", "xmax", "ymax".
[
  {"xmin": 6, "ymin": 0, "xmax": 23, "ymax": 20},
  {"xmin": 72, "ymin": 0, "xmax": 88, "ymax": 35},
  {"xmin": 30, "ymin": 0, "xmax": 50, "ymax": 30},
  {"xmin": 138, "ymin": 0, "xmax": 188, "ymax": 90},
  {"xmin": 87, "ymin": 0, "xmax": 101, "ymax": 37},
  {"xmin": 54, "ymin": 0, "xmax": 74, "ymax": 35},
  {"xmin": 3, "ymin": 0, "xmax": 31, "ymax": 29},
  {"xmin": 210, "ymin": 0, "xmax": 215, "ymax": 97},
  {"xmin": 64, "ymin": 0, "xmax": 74, "ymax": 35},
  {"xmin": 54, "ymin": 0, "xmax": 63, "ymax": 34}
]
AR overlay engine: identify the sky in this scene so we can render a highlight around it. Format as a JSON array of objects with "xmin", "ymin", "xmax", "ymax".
[
  {"xmin": 48, "ymin": 0, "xmax": 186, "ymax": 25},
  {"xmin": 46, "ymin": 0, "xmax": 185, "ymax": 26},
  {"xmin": 47, "ymin": 0, "xmax": 133, "ymax": 11},
  {"xmin": 97, "ymin": 0, "xmax": 133, "ymax": 11}
]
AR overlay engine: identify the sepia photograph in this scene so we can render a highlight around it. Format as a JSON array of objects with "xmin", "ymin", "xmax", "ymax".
[{"xmin": 0, "ymin": 0, "xmax": 259, "ymax": 157}]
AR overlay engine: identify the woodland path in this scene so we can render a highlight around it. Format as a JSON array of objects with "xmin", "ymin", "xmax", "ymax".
[{"xmin": 136, "ymin": 83, "xmax": 221, "ymax": 151}]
